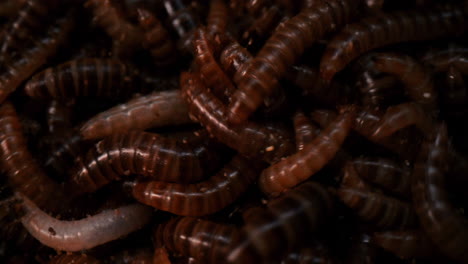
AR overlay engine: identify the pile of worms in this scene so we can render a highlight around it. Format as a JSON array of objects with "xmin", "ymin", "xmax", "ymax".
[{"xmin": 0, "ymin": 0, "xmax": 467, "ymax": 263}]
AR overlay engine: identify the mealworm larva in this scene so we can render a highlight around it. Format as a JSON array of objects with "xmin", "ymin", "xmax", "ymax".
[
  {"xmin": 259, "ymin": 107, "xmax": 354, "ymax": 196},
  {"xmin": 181, "ymin": 72, "xmax": 294, "ymax": 164},
  {"xmin": 69, "ymin": 130, "xmax": 221, "ymax": 194},
  {"xmin": 320, "ymin": 3, "xmax": 468, "ymax": 81},
  {"xmin": 131, "ymin": 155, "xmax": 261, "ymax": 216},
  {"xmin": 228, "ymin": 182, "xmax": 334, "ymax": 263},
  {"xmin": 80, "ymin": 90, "xmax": 192, "ymax": 140},
  {"xmin": 0, "ymin": 103, "xmax": 65, "ymax": 212},
  {"xmin": 371, "ymin": 52, "xmax": 437, "ymax": 109},
  {"xmin": 219, "ymin": 36, "xmax": 252, "ymax": 81},
  {"xmin": 155, "ymin": 217, "xmax": 242, "ymax": 264},
  {"xmin": 24, "ymin": 58, "xmax": 143, "ymax": 99},
  {"xmin": 0, "ymin": 10, "xmax": 73, "ymax": 103},
  {"xmin": 355, "ymin": 71, "xmax": 400, "ymax": 109},
  {"xmin": 337, "ymin": 187, "xmax": 417, "ymax": 228},
  {"xmin": 18, "ymin": 193, "xmax": 153, "ymax": 252},
  {"xmin": 153, "ymin": 247, "xmax": 172, "ymax": 264},
  {"xmin": 372, "ymin": 230, "xmax": 437, "ymax": 259},
  {"xmin": 353, "ymin": 157, "xmax": 411, "ymax": 198},
  {"xmin": 412, "ymin": 124, "xmax": 468, "ymax": 263},
  {"xmin": 227, "ymin": 0, "xmax": 360, "ymax": 124},
  {"xmin": 207, "ymin": 0, "xmax": 228, "ymax": 36},
  {"xmin": 136, "ymin": 7, "xmax": 176, "ymax": 66},
  {"xmin": 293, "ymin": 111, "xmax": 319, "ymax": 151},
  {"xmin": 241, "ymin": 5, "xmax": 283, "ymax": 48},
  {"xmin": 193, "ymin": 28, "xmax": 236, "ymax": 102},
  {"xmin": 163, "ymin": 0, "xmax": 200, "ymax": 52},
  {"xmin": 48, "ymin": 253, "xmax": 101, "ymax": 264}
]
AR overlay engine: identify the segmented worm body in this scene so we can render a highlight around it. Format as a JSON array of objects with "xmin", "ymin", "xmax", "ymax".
[
  {"xmin": 259, "ymin": 107, "xmax": 354, "ymax": 196},
  {"xmin": 373, "ymin": 230, "xmax": 437, "ymax": 259},
  {"xmin": 337, "ymin": 187, "xmax": 417, "ymax": 228},
  {"xmin": 241, "ymin": 5, "xmax": 283, "ymax": 48},
  {"xmin": 355, "ymin": 71, "xmax": 400, "ymax": 109},
  {"xmin": 228, "ymin": 182, "xmax": 334, "ymax": 263},
  {"xmin": 153, "ymin": 247, "xmax": 172, "ymax": 264},
  {"xmin": 48, "ymin": 253, "xmax": 101, "ymax": 264},
  {"xmin": 0, "ymin": 11, "xmax": 73, "ymax": 103},
  {"xmin": 412, "ymin": 124, "xmax": 468, "ymax": 263},
  {"xmin": 156, "ymin": 217, "xmax": 241, "ymax": 264},
  {"xmin": 80, "ymin": 90, "xmax": 192, "ymax": 140},
  {"xmin": 207, "ymin": 0, "xmax": 228, "ymax": 36},
  {"xmin": 181, "ymin": 72, "xmax": 294, "ymax": 164},
  {"xmin": 422, "ymin": 47, "xmax": 468, "ymax": 73},
  {"xmin": 219, "ymin": 36, "xmax": 252, "ymax": 81},
  {"xmin": 293, "ymin": 111, "xmax": 319, "ymax": 151},
  {"xmin": 18, "ymin": 193, "xmax": 152, "ymax": 252},
  {"xmin": 372, "ymin": 53, "xmax": 437, "ymax": 109},
  {"xmin": 132, "ymin": 155, "xmax": 261, "ymax": 216},
  {"xmin": 228, "ymin": 0, "xmax": 360, "ymax": 124},
  {"xmin": 25, "ymin": 58, "xmax": 142, "ymax": 99},
  {"xmin": 46, "ymin": 100, "xmax": 73, "ymax": 136},
  {"xmin": 69, "ymin": 131, "xmax": 221, "ymax": 194},
  {"xmin": 320, "ymin": 3, "xmax": 468, "ymax": 81},
  {"xmin": 353, "ymin": 157, "xmax": 411, "ymax": 198},
  {"xmin": 163, "ymin": 0, "xmax": 200, "ymax": 52}
]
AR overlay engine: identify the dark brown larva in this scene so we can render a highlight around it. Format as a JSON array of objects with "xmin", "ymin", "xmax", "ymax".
[
  {"xmin": 68, "ymin": 130, "xmax": 221, "ymax": 194},
  {"xmin": 293, "ymin": 111, "xmax": 319, "ymax": 151},
  {"xmin": 320, "ymin": 3, "xmax": 468, "ymax": 81},
  {"xmin": 227, "ymin": 0, "xmax": 360, "ymax": 124},
  {"xmin": 80, "ymin": 90, "xmax": 192, "ymax": 140},
  {"xmin": 48, "ymin": 253, "xmax": 101, "ymax": 264},
  {"xmin": 228, "ymin": 182, "xmax": 334, "ymax": 263},
  {"xmin": 372, "ymin": 230, "xmax": 437, "ymax": 259},
  {"xmin": 371, "ymin": 52, "xmax": 437, "ymax": 110},
  {"xmin": 353, "ymin": 157, "xmax": 411, "ymax": 198},
  {"xmin": 337, "ymin": 186, "xmax": 417, "ymax": 228},
  {"xmin": 259, "ymin": 107, "xmax": 354, "ymax": 196},
  {"xmin": 206, "ymin": 0, "xmax": 228, "ymax": 36},
  {"xmin": 131, "ymin": 155, "xmax": 261, "ymax": 216},
  {"xmin": 0, "ymin": 9, "xmax": 73, "ymax": 103},
  {"xmin": 422, "ymin": 46, "xmax": 468, "ymax": 73},
  {"xmin": 355, "ymin": 71, "xmax": 400, "ymax": 109},
  {"xmin": 412, "ymin": 124, "xmax": 468, "ymax": 263},
  {"xmin": 153, "ymin": 247, "xmax": 172, "ymax": 264},
  {"xmin": 219, "ymin": 34, "xmax": 252, "ymax": 82},
  {"xmin": 241, "ymin": 5, "xmax": 283, "ymax": 48},
  {"xmin": 155, "ymin": 217, "xmax": 242, "ymax": 264},
  {"xmin": 163, "ymin": 0, "xmax": 200, "ymax": 52},
  {"xmin": 181, "ymin": 72, "xmax": 294, "ymax": 164}
]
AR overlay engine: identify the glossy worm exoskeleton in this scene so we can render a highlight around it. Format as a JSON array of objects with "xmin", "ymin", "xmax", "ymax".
[
  {"xmin": 18, "ymin": 193, "xmax": 152, "ymax": 252},
  {"xmin": 24, "ymin": 58, "xmax": 143, "ymax": 99},
  {"xmin": 412, "ymin": 124, "xmax": 468, "ymax": 263},
  {"xmin": 207, "ymin": 0, "xmax": 228, "ymax": 36},
  {"xmin": 372, "ymin": 230, "xmax": 437, "ymax": 259},
  {"xmin": 80, "ymin": 90, "xmax": 192, "ymax": 140},
  {"xmin": 69, "ymin": 130, "xmax": 221, "ymax": 194},
  {"xmin": 320, "ymin": 3, "xmax": 468, "ymax": 81},
  {"xmin": 259, "ymin": 107, "xmax": 354, "ymax": 196},
  {"xmin": 131, "ymin": 155, "xmax": 261, "ymax": 216},
  {"xmin": 293, "ymin": 111, "xmax": 319, "ymax": 151},
  {"xmin": 227, "ymin": 0, "xmax": 360, "ymax": 124},
  {"xmin": 181, "ymin": 72, "xmax": 294, "ymax": 164},
  {"xmin": 163, "ymin": 0, "xmax": 200, "ymax": 52}
]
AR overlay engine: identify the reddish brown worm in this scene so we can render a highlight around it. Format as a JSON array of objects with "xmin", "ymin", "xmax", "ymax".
[
  {"xmin": 371, "ymin": 52, "xmax": 437, "ymax": 109},
  {"xmin": 181, "ymin": 72, "xmax": 294, "ymax": 164},
  {"xmin": 412, "ymin": 124, "xmax": 468, "ymax": 263},
  {"xmin": 69, "ymin": 130, "xmax": 221, "ymax": 194},
  {"xmin": 18, "ymin": 193, "xmax": 152, "ymax": 252},
  {"xmin": 227, "ymin": 0, "xmax": 360, "ymax": 124},
  {"xmin": 320, "ymin": 3, "xmax": 468, "ymax": 81},
  {"xmin": 337, "ymin": 187, "xmax": 417, "ymax": 228},
  {"xmin": 48, "ymin": 253, "xmax": 101, "ymax": 264},
  {"xmin": 293, "ymin": 111, "xmax": 319, "ymax": 151},
  {"xmin": 153, "ymin": 247, "xmax": 172, "ymax": 264},
  {"xmin": 163, "ymin": 0, "xmax": 200, "ymax": 52},
  {"xmin": 131, "ymin": 155, "xmax": 261, "ymax": 216},
  {"xmin": 422, "ymin": 46, "xmax": 468, "ymax": 74},
  {"xmin": 207, "ymin": 0, "xmax": 228, "ymax": 36},
  {"xmin": 80, "ymin": 90, "xmax": 192, "ymax": 140},
  {"xmin": 259, "ymin": 107, "xmax": 355, "ymax": 196},
  {"xmin": 372, "ymin": 230, "xmax": 437, "ymax": 259},
  {"xmin": 24, "ymin": 58, "xmax": 142, "ymax": 99}
]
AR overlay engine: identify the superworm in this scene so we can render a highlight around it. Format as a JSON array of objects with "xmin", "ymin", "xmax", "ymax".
[
  {"xmin": 371, "ymin": 52, "xmax": 437, "ymax": 109},
  {"xmin": 227, "ymin": 0, "xmax": 360, "ymax": 124},
  {"xmin": 259, "ymin": 107, "xmax": 354, "ymax": 196},
  {"xmin": 193, "ymin": 28, "xmax": 236, "ymax": 102},
  {"xmin": 0, "ymin": 103, "xmax": 65, "ymax": 211},
  {"xmin": 353, "ymin": 157, "xmax": 411, "ymax": 198},
  {"xmin": 131, "ymin": 155, "xmax": 261, "ymax": 216},
  {"xmin": 48, "ymin": 253, "xmax": 101, "ymax": 264},
  {"xmin": 18, "ymin": 193, "xmax": 153, "ymax": 252},
  {"xmin": 155, "ymin": 217, "xmax": 242, "ymax": 264},
  {"xmin": 163, "ymin": 0, "xmax": 200, "ymax": 52},
  {"xmin": 228, "ymin": 182, "xmax": 334, "ymax": 263},
  {"xmin": 320, "ymin": 3, "xmax": 468, "ymax": 81},
  {"xmin": 372, "ymin": 230, "xmax": 437, "ymax": 259},
  {"xmin": 293, "ymin": 111, "xmax": 319, "ymax": 151},
  {"xmin": 80, "ymin": 90, "xmax": 192, "ymax": 140},
  {"xmin": 412, "ymin": 124, "xmax": 468, "ymax": 263},
  {"xmin": 206, "ymin": 0, "xmax": 228, "ymax": 36},
  {"xmin": 181, "ymin": 72, "xmax": 294, "ymax": 164},
  {"xmin": 136, "ymin": 7, "xmax": 176, "ymax": 66},
  {"xmin": 24, "ymin": 58, "xmax": 143, "ymax": 99},
  {"xmin": 0, "ymin": 10, "xmax": 73, "ymax": 103},
  {"xmin": 69, "ymin": 130, "xmax": 221, "ymax": 194},
  {"xmin": 337, "ymin": 186, "xmax": 417, "ymax": 228},
  {"xmin": 241, "ymin": 5, "xmax": 283, "ymax": 48}
]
